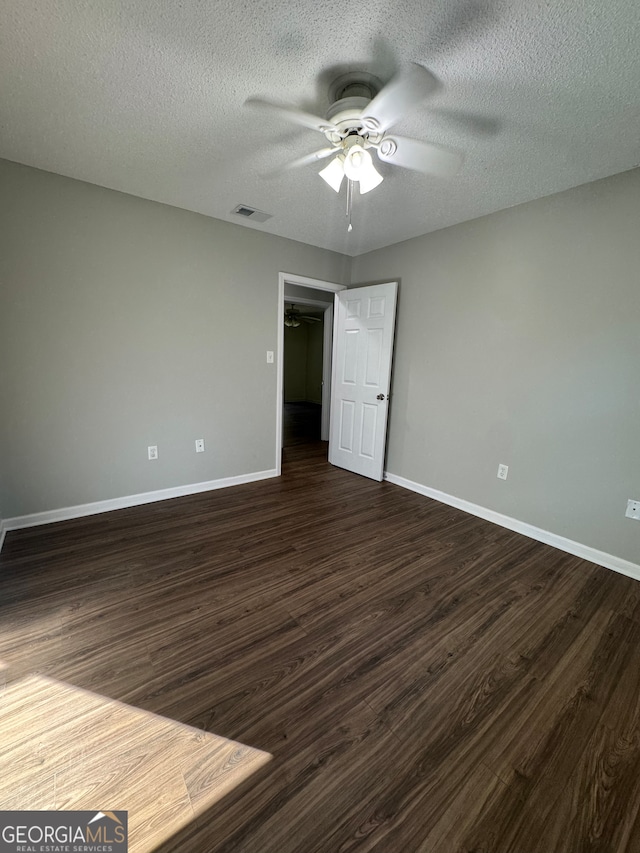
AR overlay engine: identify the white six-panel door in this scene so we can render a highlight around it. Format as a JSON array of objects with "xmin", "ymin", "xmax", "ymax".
[{"xmin": 328, "ymin": 282, "xmax": 398, "ymax": 481}]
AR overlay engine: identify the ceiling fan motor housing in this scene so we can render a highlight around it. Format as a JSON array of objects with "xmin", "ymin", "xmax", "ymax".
[
  {"xmin": 325, "ymin": 73, "xmax": 384, "ymax": 143},
  {"xmin": 328, "ymin": 71, "xmax": 382, "ymax": 104},
  {"xmin": 325, "ymin": 97, "xmax": 369, "ymax": 142}
]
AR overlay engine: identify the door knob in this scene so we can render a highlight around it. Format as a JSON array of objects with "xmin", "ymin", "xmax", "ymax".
[{"xmin": 376, "ymin": 393, "xmax": 387, "ymax": 401}]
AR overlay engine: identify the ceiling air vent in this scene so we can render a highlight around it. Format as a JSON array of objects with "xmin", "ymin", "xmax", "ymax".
[{"xmin": 231, "ymin": 204, "xmax": 272, "ymax": 223}]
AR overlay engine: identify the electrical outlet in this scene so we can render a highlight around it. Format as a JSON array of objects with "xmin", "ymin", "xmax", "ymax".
[
  {"xmin": 148, "ymin": 445, "xmax": 158, "ymax": 461},
  {"xmin": 266, "ymin": 350, "xmax": 274, "ymax": 363},
  {"xmin": 497, "ymin": 463, "xmax": 509, "ymax": 480},
  {"xmin": 195, "ymin": 439, "xmax": 205, "ymax": 453},
  {"xmin": 626, "ymin": 499, "xmax": 640, "ymax": 520}
]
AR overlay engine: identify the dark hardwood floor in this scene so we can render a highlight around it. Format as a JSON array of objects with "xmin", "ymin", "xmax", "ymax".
[
  {"xmin": 283, "ymin": 401, "xmax": 322, "ymax": 446},
  {"xmin": 2, "ymin": 430, "xmax": 640, "ymax": 852}
]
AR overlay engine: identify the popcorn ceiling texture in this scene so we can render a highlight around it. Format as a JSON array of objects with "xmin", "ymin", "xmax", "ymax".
[{"xmin": 1, "ymin": 0, "xmax": 639, "ymax": 256}]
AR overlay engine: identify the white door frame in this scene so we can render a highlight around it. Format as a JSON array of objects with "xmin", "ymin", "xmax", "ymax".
[
  {"xmin": 321, "ymin": 303, "xmax": 333, "ymax": 440},
  {"xmin": 277, "ymin": 272, "xmax": 346, "ymax": 475}
]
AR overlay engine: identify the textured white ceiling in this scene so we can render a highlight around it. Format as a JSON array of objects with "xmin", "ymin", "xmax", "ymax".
[{"xmin": 1, "ymin": 0, "xmax": 639, "ymax": 256}]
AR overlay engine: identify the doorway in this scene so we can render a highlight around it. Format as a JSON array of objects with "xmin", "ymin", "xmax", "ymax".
[
  {"xmin": 276, "ymin": 273, "xmax": 346, "ymax": 474},
  {"xmin": 283, "ymin": 300, "xmax": 326, "ymax": 446}
]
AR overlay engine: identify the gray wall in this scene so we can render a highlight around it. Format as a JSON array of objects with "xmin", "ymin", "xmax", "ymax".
[
  {"xmin": 351, "ymin": 169, "xmax": 640, "ymax": 564},
  {"xmin": 283, "ymin": 322, "xmax": 323, "ymax": 404},
  {"xmin": 0, "ymin": 457, "xmax": 5, "ymax": 532},
  {"xmin": 0, "ymin": 159, "xmax": 349, "ymax": 517},
  {"xmin": 1, "ymin": 157, "xmax": 638, "ymax": 567},
  {"xmin": 283, "ymin": 324, "xmax": 309, "ymax": 402}
]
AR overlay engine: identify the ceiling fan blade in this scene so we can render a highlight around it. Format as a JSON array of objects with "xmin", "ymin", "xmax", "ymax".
[
  {"xmin": 376, "ymin": 135, "xmax": 463, "ymax": 177},
  {"xmin": 300, "ymin": 315, "xmax": 322, "ymax": 322},
  {"xmin": 424, "ymin": 1, "xmax": 493, "ymax": 56},
  {"xmin": 361, "ymin": 64, "xmax": 440, "ymax": 133},
  {"xmin": 281, "ymin": 147, "xmax": 338, "ymax": 171},
  {"xmin": 245, "ymin": 97, "xmax": 338, "ymax": 134},
  {"xmin": 430, "ymin": 107, "xmax": 501, "ymax": 137}
]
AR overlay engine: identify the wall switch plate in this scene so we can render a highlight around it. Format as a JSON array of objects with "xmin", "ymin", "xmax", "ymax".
[
  {"xmin": 266, "ymin": 351, "xmax": 274, "ymax": 363},
  {"xmin": 626, "ymin": 499, "xmax": 640, "ymax": 520},
  {"xmin": 148, "ymin": 445, "xmax": 158, "ymax": 460},
  {"xmin": 497, "ymin": 463, "xmax": 509, "ymax": 480},
  {"xmin": 195, "ymin": 438, "xmax": 205, "ymax": 453}
]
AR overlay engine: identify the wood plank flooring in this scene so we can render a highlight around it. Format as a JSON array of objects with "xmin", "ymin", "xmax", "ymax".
[
  {"xmin": 2, "ymin": 436, "xmax": 640, "ymax": 852},
  {"xmin": 0, "ymin": 672, "xmax": 271, "ymax": 850},
  {"xmin": 283, "ymin": 401, "xmax": 322, "ymax": 445}
]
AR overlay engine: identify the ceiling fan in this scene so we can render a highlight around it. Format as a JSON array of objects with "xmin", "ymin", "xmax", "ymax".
[
  {"xmin": 246, "ymin": 64, "xmax": 464, "ymax": 225},
  {"xmin": 284, "ymin": 304, "xmax": 322, "ymax": 328}
]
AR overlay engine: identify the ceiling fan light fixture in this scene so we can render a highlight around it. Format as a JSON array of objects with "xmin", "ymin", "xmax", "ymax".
[
  {"xmin": 343, "ymin": 144, "xmax": 383, "ymax": 194},
  {"xmin": 357, "ymin": 159, "xmax": 383, "ymax": 194},
  {"xmin": 342, "ymin": 144, "xmax": 367, "ymax": 180},
  {"xmin": 319, "ymin": 155, "xmax": 345, "ymax": 193}
]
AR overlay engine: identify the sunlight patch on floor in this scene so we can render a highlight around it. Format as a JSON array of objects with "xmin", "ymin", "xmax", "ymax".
[{"xmin": 0, "ymin": 670, "xmax": 271, "ymax": 852}]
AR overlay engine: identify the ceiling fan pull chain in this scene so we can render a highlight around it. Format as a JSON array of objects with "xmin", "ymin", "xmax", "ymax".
[{"xmin": 346, "ymin": 178, "xmax": 353, "ymax": 232}]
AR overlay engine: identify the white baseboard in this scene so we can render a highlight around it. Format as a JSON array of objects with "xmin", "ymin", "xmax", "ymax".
[
  {"xmin": 0, "ymin": 469, "xmax": 278, "ymax": 541},
  {"xmin": 384, "ymin": 471, "xmax": 640, "ymax": 582},
  {"xmin": 3, "ymin": 468, "xmax": 635, "ymax": 584}
]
